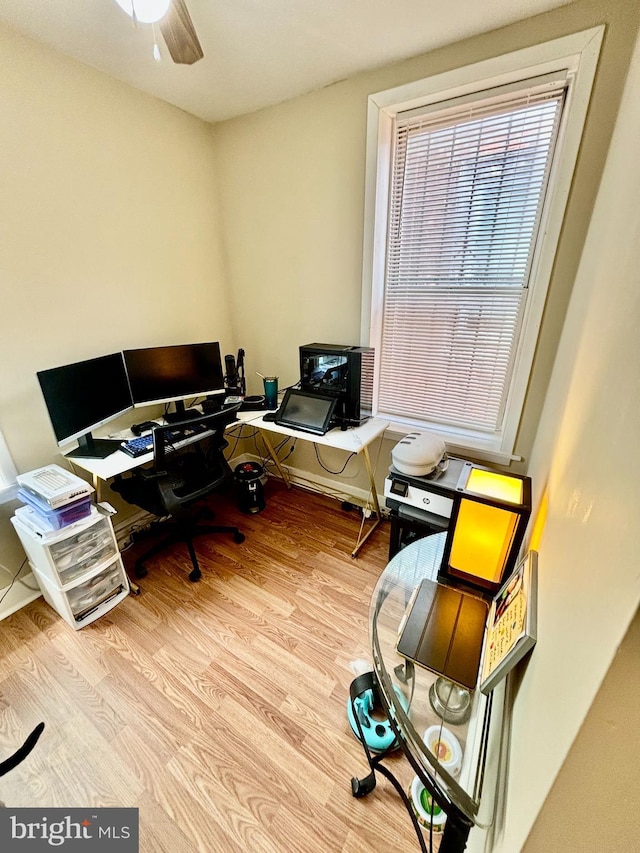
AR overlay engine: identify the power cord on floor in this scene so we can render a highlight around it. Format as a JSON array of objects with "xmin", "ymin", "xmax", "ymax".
[{"xmin": 0, "ymin": 557, "xmax": 29, "ymax": 606}]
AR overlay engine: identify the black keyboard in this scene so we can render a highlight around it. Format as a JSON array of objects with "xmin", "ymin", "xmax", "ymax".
[{"xmin": 120, "ymin": 424, "xmax": 209, "ymax": 458}]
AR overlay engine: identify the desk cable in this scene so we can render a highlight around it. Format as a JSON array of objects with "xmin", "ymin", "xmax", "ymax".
[
  {"xmin": 224, "ymin": 423, "xmax": 249, "ymax": 460},
  {"xmin": 239, "ymin": 426, "xmax": 297, "ymax": 477},
  {"xmin": 222, "ymin": 423, "xmax": 296, "ymax": 481},
  {"xmin": 313, "ymin": 444, "xmax": 356, "ymax": 476},
  {"xmin": 0, "ymin": 557, "xmax": 30, "ymax": 607},
  {"xmin": 260, "ymin": 434, "xmax": 297, "ymax": 475}
]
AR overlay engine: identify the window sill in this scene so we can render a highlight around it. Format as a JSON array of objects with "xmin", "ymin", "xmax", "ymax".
[{"xmin": 381, "ymin": 419, "xmax": 521, "ymax": 467}]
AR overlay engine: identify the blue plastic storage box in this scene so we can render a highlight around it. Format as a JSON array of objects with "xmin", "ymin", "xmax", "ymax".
[{"xmin": 17, "ymin": 489, "xmax": 92, "ymax": 530}]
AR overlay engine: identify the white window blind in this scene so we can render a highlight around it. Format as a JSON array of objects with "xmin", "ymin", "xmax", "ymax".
[{"xmin": 379, "ymin": 84, "xmax": 566, "ymax": 435}]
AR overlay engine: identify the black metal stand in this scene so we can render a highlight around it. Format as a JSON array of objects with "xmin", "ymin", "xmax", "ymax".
[{"xmin": 349, "ymin": 671, "xmax": 473, "ymax": 853}]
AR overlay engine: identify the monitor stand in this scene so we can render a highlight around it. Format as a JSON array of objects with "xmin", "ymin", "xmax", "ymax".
[
  {"xmin": 164, "ymin": 400, "xmax": 201, "ymax": 424},
  {"xmin": 66, "ymin": 433, "xmax": 122, "ymax": 459}
]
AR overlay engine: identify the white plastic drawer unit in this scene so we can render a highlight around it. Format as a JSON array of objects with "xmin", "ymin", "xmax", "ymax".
[
  {"xmin": 35, "ymin": 557, "xmax": 130, "ymax": 629},
  {"xmin": 11, "ymin": 507, "xmax": 118, "ymax": 588},
  {"xmin": 62, "ymin": 560, "xmax": 126, "ymax": 620},
  {"xmin": 48, "ymin": 518, "xmax": 116, "ymax": 585},
  {"xmin": 11, "ymin": 503, "xmax": 129, "ymax": 629}
]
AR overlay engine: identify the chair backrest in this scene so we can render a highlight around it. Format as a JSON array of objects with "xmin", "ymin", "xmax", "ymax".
[{"xmin": 149, "ymin": 404, "xmax": 241, "ymax": 514}]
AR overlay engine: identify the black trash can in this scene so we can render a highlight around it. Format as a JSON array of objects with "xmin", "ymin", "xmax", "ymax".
[{"xmin": 234, "ymin": 462, "xmax": 266, "ymax": 514}]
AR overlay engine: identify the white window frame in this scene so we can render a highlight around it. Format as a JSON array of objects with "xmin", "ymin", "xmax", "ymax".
[
  {"xmin": 361, "ymin": 27, "xmax": 603, "ymax": 462},
  {"xmin": 0, "ymin": 428, "xmax": 18, "ymax": 498}
]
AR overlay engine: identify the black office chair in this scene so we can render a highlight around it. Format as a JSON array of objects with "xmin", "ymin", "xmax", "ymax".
[{"xmin": 111, "ymin": 405, "xmax": 245, "ymax": 583}]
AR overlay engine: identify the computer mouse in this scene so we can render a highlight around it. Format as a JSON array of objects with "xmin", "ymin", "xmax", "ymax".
[{"xmin": 131, "ymin": 421, "xmax": 157, "ymax": 436}]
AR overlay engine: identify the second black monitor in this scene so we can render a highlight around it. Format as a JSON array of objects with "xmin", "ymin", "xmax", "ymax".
[
  {"xmin": 124, "ymin": 342, "xmax": 225, "ymax": 410},
  {"xmin": 37, "ymin": 352, "xmax": 133, "ymax": 459}
]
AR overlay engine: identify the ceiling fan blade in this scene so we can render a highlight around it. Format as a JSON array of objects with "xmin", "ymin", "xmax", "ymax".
[{"xmin": 159, "ymin": 0, "xmax": 204, "ymax": 65}]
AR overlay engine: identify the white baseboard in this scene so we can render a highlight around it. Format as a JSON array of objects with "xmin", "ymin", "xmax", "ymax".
[
  {"xmin": 0, "ymin": 570, "xmax": 41, "ymax": 621},
  {"xmin": 228, "ymin": 451, "xmax": 382, "ymax": 511}
]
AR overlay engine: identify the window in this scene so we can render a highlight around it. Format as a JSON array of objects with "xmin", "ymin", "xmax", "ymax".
[{"xmin": 361, "ymin": 28, "xmax": 603, "ymax": 460}]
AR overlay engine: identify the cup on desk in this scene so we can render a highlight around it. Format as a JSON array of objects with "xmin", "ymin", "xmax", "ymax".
[{"xmin": 263, "ymin": 376, "xmax": 278, "ymax": 410}]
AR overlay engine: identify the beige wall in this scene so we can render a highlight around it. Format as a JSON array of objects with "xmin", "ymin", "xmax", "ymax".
[
  {"xmin": 503, "ymin": 23, "xmax": 640, "ymax": 850},
  {"xmin": 523, "ymin": 607, "xmax": 640, "ymax": 851},
  {"xmin": 210, "ymin": 1, "xmax": 640, "ymax": 849},
  {"xmin": 0, "ymin": 28, "xmax": 233, "ymax": 472},
  {"xmin": 211, "ymin": 0, "xmax": 639, "ymax": 477},
  {"xmin": 1, "ymin": 1, "xmax": 640, "ymax": 848},
  {"xmin": 0, "ymin": 25, "xmax": 234, "ymax": 567}
]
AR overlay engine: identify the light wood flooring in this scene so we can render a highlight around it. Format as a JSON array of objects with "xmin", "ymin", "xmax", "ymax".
[{"xmin": 0, "ymin": 481, "xmax": 425, "ymax": 852}]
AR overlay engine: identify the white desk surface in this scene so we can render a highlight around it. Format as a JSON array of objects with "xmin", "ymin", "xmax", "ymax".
[
  {"xmin": 66, "ymin": 411, "xmax": 257, "ymax": 482},
  {"xmin": 66, "ymin": 410, "xmax": 390, "ymax": 558},
  {"xmin": 67, "ymin": 411, "xmax": 390, "ymax": 483},
  {"xmin": 251, "ymin": 415, "xmax": 390, "ymax": 453}
]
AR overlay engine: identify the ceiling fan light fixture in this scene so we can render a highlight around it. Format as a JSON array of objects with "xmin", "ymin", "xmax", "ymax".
[{"xmin": 115, "ymin": 0, "xmax": 171, "ymax": 25}]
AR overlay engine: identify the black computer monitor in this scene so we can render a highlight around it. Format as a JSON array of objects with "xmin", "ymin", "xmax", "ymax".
[
  {"xmin": 123, "ymin": 342, "xmax": 225, "ymax": 418},
  {"xmin": 37, "ymin": 352, "xmax": 133, "ymax": 459}
]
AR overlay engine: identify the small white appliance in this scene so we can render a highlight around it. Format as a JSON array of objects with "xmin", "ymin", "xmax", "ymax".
[
  {"xmin": 390, "ymin": 432, "xmax": 447, "ymax": 477},
  {"xmin": 16, "ymin": 464, "xmax": 94, "ymax": 509}
]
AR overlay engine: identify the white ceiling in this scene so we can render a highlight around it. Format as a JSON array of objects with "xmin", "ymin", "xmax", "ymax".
[{"xmin": 0, "ymin": 0, "xmax": 574, "ymax": 123}]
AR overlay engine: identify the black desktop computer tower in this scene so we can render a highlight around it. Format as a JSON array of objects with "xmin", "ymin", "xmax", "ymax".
[{"xmin": 299, "ymin": 343, "xmax": 374, "ymax": 428}]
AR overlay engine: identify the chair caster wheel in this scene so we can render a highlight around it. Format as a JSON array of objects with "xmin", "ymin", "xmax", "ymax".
[
  {"xmin": 134, "ymin": 564, "xmax": 148, "ymax": 579},
  {"xmin": 189, "ymin": 568, "xmax": 202, "ymax": 582},
  {"xmin": 234, "ymin": 532, "xmax": 245, "ymax": 544}
]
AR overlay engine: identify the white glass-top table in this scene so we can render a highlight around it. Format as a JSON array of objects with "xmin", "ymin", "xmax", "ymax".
[{"xmin": 351, "ymin": 535, "xmax": 508, "ymax": 852}]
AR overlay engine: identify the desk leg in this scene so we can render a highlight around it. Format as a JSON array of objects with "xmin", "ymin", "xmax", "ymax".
[
  {"xmin": 92, "ymin": 474, "xmax": 102, "ymax": 502},
  {"xmin": 258, "ymin": 430, "xmax": 382, "ymax": 556},
  {"xmin": 67, "ymin": 461, "xmax": 102, "ymax": 502},
  {"xmin": 259, "ymin": 430, "xmax": 291, "ymax": 488},
  {"xmin": 351, "ymin": 445, "xmax": 383, "ymax": 559}
]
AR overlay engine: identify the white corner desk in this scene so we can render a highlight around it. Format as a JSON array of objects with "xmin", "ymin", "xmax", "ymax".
[
  {"xmin": 249, "ymin": 414, "xmax": 390, "ymax": 557},
  {"xmin": 65, "ymin": 411, "xmax": 258, "ymax": 498},
  {"xmin": 66, "ymin": 411, "xmax": 390, "ymax": 559},
  {"xmin": 64, "ymin": 413, "xmax": 257, "ymax": 596}
]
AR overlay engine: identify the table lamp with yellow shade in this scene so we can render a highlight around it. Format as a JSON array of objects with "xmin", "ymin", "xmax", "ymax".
[{"xmin": 439, "ymin": 463, "xmax": 532, "ymax": 595}]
